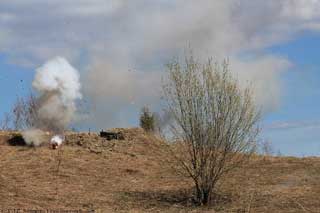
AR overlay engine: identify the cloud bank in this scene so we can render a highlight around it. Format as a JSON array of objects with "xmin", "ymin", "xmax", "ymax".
[
  {"xmin": 0, "ymin": 0, "xmax": 320, "ymax": 128},
  {"xmin": 266, "ymin": 120, "xmax": 320, "ymax": 131}
]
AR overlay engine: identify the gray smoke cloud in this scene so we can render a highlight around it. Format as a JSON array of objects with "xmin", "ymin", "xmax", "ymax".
[
  {"xmin": 0, "ymin": 1, "xmax": 320, "ymax": 128},
  {"xmin": 32, "ymin": 56, "xmax": 82, "ymax": 132},
  {"xmin": 83, "ymin": 61, "xmax": 161, "ymax": 128},
  {"xmin": 22, "ymin": 57, "xmax": 81, "ymax": 145},
  {"xmin": 22, "ymin": 128, "xmax": 45, "ymax": 147}
]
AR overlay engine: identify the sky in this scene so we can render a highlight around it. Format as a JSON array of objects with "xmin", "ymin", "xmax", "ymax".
[{"xmin": 0, "ymin": 0, "xmax": 320, "ymax": 156}]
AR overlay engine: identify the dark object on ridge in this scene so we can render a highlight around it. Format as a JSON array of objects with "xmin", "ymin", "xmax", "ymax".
[
  {"xmin": 100, "ymin": 130, "xmax": 124, "ymax": 141},
  {"xmin": 8, "ymin": 134, "xmax": 26, "ymax": 146}
]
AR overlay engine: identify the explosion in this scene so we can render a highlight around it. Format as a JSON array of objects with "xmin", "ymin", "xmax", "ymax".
[
  {"xmin": 50, "ymin": 135, "xmax": 64, "ymax": 149},
  {"xmin": 22, "ymin": 57, "xmax": 82, "ymax": 148}
]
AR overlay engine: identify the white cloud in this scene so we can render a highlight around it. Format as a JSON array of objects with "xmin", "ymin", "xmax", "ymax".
[
  {"xmin": 0, "ymin": 0, "xmax": 320, "ymax": 127},
  {"xmin": 266, "ymin": 120, "xmax": 320, "ymax": 131},
  {"xmin": 230, "ymin": 55, "xmax": 291, "ymax": 112}
]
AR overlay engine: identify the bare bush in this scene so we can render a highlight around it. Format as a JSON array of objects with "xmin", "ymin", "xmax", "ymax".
[
  {"xmin": 260, "ymin": 139, "xmax": 274, "ymax": 156},
  {"xmin": 12, "ymin": 94, "xmax": 38, "ymax": 130},
  {"xmin": 0, "ymin": 112, "xmax": 11, "ymax": 130},
  {"xmin": 163, "ymin": 56, "xmax": 260, "ymax": 205}
]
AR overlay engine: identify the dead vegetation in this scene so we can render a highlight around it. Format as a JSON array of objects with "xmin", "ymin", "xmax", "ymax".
[{"xmin": 0, "ymin": 128, "xmax": 319, "ymax": 212}]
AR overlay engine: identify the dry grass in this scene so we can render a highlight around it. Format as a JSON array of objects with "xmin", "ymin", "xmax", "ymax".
[{"xmin": 0, "ymin": 128, "xmax": 319, "ymax": 212}]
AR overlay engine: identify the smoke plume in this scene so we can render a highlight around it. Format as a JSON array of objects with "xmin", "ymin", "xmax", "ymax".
[
  {"xmin": 22, "ymin": 128, "xmax": 45, "ymax": 147},
  {"xmin": 1, "ymin": 1, "xmax": 320, "ymax": 128},
  {"xmin": 22, "ymin": 57, "xmax": 82, "ymax": 145}
]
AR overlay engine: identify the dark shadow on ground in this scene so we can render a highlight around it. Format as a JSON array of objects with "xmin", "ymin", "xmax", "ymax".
[
  {"xmin": 7, "ymin": 135, "xmax": 26, "ymax": 146},
  {"xmin": 119, "ymin": 188, "xmax": 232, "ymax": 210}
]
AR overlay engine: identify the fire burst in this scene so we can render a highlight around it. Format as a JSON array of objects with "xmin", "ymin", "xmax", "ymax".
[{"xmin": 50, "ymin": 135, "xmax": 64, "ymax": 149}]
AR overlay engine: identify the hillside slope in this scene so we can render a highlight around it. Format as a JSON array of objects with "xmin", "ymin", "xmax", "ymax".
[{"xmin": 0, "ymin": 129, "xmax": 320, "ymax": 212}]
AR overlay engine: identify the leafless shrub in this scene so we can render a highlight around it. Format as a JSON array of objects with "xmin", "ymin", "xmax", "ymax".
[
  {"xmin": 11, "ymin": 94, "xmax": 38, "ymax": 130},
  {"xmin": 276, "ymin": 150, "xmax": 282, "ymax": 157},
  {"xmin": 0, "ymin": 112, "xmax": 11, "ymax": 130},
  {"xmin": 260, "ymin": 139, "xmax": 274, "ymax": 156},
  {"xmin": 162, "ymin": 55, "xmax": 260, "ymax": 205}
]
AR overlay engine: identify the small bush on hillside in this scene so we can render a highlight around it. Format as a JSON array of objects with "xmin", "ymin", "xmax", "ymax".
[
  {"xmin": 260, "ymin": 139, "xmax": 274, "ymax": 156},
  {"xmin": 12, "ymin": 94, "xmax": 38, "ymax": 130},
  {"xmin": 139, "ymin": 106, "xmax": 155, "ymax": 132},
  {"xmin": 0, "ymin": 112, "xmax": 11, "ymax": 130}
]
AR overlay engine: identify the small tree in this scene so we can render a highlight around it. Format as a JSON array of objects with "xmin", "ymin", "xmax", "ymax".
[
  {"xmin": 0, "ymin": 112, "xmax": 11, "ymax": 130},
  {"xmin": 12, "ymin": 94, "xmax": 38, "ymax": 130},
  {"xmin": 163, "ymin": 56, "xmax": 260, "ymax": 205},
  {"xmin": 261, "ymin": 139, "xmax": 274, "ymax": 156},
  {"xmin": 139, "ymin": 106, "xmax": 155, "ymax": 132}
]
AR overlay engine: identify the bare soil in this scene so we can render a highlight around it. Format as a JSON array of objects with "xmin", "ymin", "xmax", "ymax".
[{"xmin": 0, "ymin": 129, "xmax": 319, "ymax": 212}]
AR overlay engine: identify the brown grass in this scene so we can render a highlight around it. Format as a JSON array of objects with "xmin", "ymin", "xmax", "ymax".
[{"xmin": 0, "ymin": 128, "xmax": 319, "ymax": 212}]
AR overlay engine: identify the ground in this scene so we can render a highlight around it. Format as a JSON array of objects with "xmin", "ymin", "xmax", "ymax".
[{"xmin": 0, "ymin": 128, "xmax": 319, "ymax": 212}]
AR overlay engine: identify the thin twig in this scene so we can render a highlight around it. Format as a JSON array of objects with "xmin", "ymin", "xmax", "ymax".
[
  {"xmin": 246, "ymin": 191, "xmax": 255, "ymax": 213},
  {"xmin": 55, "ymin": 146, "xmax": 63, "ymax": 202},
  {"xmin": 288, "ymin": 197, "xmax": 313, "ymax": 213}
]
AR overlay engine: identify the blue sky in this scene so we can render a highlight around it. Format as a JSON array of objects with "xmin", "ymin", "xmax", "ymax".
[
  {"xmin": 0, "ymin": 55, "xmax": 34, "ymax": 114},
  {"xmin": 262, "ymin": 32, "xmax": 320, "ymax": 156},
  {"xmin": 0, "ymin": 1, "xmax": 320, "ymax": 156}
]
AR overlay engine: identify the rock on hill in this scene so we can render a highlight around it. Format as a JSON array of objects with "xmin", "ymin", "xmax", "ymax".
[{"xmin": 0, "ymin": 128, "xmax": 320, "ymax": 212}]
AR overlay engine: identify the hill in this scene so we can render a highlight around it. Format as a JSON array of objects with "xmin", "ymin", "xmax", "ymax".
[{"xmin": 0, "ymin": 129, "xmax": 319, "ymax": 212}]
